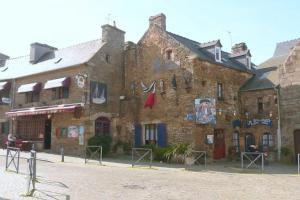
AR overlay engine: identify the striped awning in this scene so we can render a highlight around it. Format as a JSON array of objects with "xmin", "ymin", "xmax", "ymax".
[
  {"xmin": 17, "ymin": 82, "xmax": 42, "ymax": 93},
  {"xmin": 44, "ymin": 77, "xmax": 70, "ymax": 89},
  {"xmin": 5, "ymin": 103, "xmax": 84, "ymax": 117},
  {"xmin": 0, "ymin": 81, "xmax": 11, "ymax": 92}
]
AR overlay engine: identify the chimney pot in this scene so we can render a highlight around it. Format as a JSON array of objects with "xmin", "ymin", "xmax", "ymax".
[{"xmin": 231, "ymin": 42, "xmax": 248, "ymax": 54}]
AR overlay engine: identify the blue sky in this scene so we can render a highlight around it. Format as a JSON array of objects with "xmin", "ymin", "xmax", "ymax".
[{"xmin": 1, "ymin": 0, "xmax": 299, "ymax": 64}]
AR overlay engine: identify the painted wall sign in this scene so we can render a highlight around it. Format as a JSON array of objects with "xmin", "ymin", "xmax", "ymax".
[
  {"xmin": 90, "ymin": 81, "xmax": 107, "ymax": 104},
  {"xmin": 78, "ymin": 125, "xmax": 85, "ymax": 145},
  {"xmin": 206, "ymin": 134, "xmax": 214, "ymax": 144},
  {"xmin": 246, "ymin": 118, "xmax": 272, "ymax": 127},
  {"xmin": 185, "ymin": 113, "xmax": 195, "ymax": 121},
  {"xmin": 1, "ymin": 97, "xmax": 11, "ymax": 104},
  {"xmin": 195, "ymin": 98, "xmax": 216, "ymax": 124},
  {"xmin": 68, "ymin": 126, "xmax": 79, "ymax": 138}
]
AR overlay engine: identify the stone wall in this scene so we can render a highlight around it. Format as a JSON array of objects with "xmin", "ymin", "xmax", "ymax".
[
  {"xmin": 279, "ymin": 42, "xmax": 300, "ymax": 154},
  {"xmin": 121, "ymin": 21, "xmax": 253, "ymax": 159},
  {"xmin": 240, "ymin": 89, "xmax": 278, "ymax": 151}
]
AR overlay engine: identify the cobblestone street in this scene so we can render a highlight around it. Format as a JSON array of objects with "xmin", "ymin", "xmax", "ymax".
[{"xmin": 0, "ymin": 150, "xmax": 300, "ymax": 200}]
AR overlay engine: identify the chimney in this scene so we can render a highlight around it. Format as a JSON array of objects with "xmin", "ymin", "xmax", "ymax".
[
  {"xmin": 231, "ymin": 42, "xmax": 248, "ymax": 54},
  {"xmin": 149, "ymin": 13, "xmax": 166, "ymax": 31},
  {"xmin": 101, "ymin": 24, "xmax": 125, "ymax": 44},
  {"xmin": 30, "ymin": 43, "xmax": 57, "ymax": 64},
  {"xmin": 231, "ymin": 42, "xmax": 252, "ymax": 69},
  {"xmin": 0, "ymin": 53, "xmax": 9, "ymax": 67}
]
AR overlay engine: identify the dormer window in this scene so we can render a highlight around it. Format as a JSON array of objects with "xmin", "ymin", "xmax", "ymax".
[
  {"xmin": 246, "ymin": 56, "xmax": 251, "ymax": 69},
  {"xmin": 215, "ymin": 47, "xmax": 222, "ymax": 62}
]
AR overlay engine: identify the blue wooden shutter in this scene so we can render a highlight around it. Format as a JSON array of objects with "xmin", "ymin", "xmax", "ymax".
[
  {"xmin": 157, "ymin": 123, "xmax": 167, "ymax": 147},
  {"xmin": 134, "ymin": 123, "xmax": 142, "ymax": 147}
]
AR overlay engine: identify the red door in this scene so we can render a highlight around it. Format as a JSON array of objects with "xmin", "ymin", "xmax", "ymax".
[{"xmin": 214, "ymin": 129, "xmax": 225, "ymax": 159}]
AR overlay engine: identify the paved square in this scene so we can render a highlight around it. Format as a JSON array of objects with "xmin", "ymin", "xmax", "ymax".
[{"xmin": 0, "ymin": 151, "xmax": 300, "ymax": 200}]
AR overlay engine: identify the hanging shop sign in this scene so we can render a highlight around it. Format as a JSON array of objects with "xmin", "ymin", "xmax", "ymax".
[
  {"xmin": 75, "ymin": 74, "xmax": 87, "ymax": 88},
  {"xmin": 232, "ymin": 119, "xmax": 242, "ymax": 128},
  {"xmin": 246, "ymin": 118, "xmax": 272, "ymax": 127},
  {"xmin": 195, "ymin": 98, "xmax": 216, "ymax": 125}
]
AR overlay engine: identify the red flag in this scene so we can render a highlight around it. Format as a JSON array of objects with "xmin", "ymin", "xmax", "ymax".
[{"xmin": 144, "ymin": 93, "xmax": 155, "ymax": 109}]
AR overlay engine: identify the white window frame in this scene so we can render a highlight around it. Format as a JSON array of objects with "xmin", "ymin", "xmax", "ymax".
[
  {"xmin": 215, "ymin": 47, "xmax": 222, "ymax": 62},
  {"xmin": 246, "ymin": 56, "xmax": 251, "ymax": 69}
]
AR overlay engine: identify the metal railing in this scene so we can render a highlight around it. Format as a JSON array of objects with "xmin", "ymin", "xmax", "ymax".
[
  {"xmin": 131, "ymin": 148, "xmax": 152, "ymax": 168},
  {"xmin": 5, "ymin": 147, "xmax": 20, "ymax": 173},
  {"xmin": 26, "ymin": 150, "xmax": 37, "ymax": 196},
  {"xmin": 85, "ymin": 146, "xmax": 102, "ymax": 164},
  {"xmin": 241, "ymin": 152, "xmax": 264, "ymax": 172},
  {"xmin": 184, "ymin": 150, "xmax": 206, "ymax": 170}
]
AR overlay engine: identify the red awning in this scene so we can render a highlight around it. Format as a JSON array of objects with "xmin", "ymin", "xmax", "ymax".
[
  {"xmin": 6, "ymin": 103, "xmax": 84, "ymax": 117},
  {"xmin": 0, "ymin": 81, "xmax": 11, "ymax": 92},
  {"xmin": 44, "ymin": 77, "xmax": 71, "ymax": 89},
  {"xmin": 17, "ymin": 82, "xmax": 42, "ymax": 93}
]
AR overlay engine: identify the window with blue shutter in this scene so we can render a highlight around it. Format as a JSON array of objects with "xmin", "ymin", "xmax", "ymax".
[
  {"xmin": 157, "ymin": 123, "xmax": 167, "ymax": 147},
  {"xmin": 134, "ymin": 123, "xmax": 142, "ymax": 147}
]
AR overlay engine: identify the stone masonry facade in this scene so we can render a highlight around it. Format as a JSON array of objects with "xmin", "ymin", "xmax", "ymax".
[{"xmin": 1, "ymin": 13, "xmax": 293, "ymax": 160}]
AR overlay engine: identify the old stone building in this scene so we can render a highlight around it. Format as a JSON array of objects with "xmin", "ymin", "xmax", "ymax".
[
  {"xmin": 0, "ymin": 24, "xmax": 125, "ymax": 155},
  {"xmin": 120, "ymin": 13, "xmax": 279, "ymax": 160},
  {"xmin": 0, "ymin": 13, "xmax": 285, "ymax": 160},
  {"xmin": 277, "ymin": 39, "xmax": 300, "ymax": 159}
]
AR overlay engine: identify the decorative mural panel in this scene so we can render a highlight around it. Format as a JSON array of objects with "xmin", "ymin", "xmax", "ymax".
[
  {"xmin": 90, "ymin": 81, "xmax": 107, "ymax": 104},
  {"xmin": 195, "ymin": 98, "xmax": 216, "ymax": 124}
]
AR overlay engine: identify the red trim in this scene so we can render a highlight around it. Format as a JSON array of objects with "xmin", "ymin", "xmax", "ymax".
[
  {"xmin": 0, "ymin": 82, "xmax": 11, "ymax": 92},
  {"xmin": 6, "ymin": 103, "xmax": 83, "ymax": 117}
]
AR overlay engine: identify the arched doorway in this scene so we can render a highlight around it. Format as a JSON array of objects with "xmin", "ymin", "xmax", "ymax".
[
  {"xmin": 95, "ymin": 117, "xmax": 110, "ymax": 136},
  {"xmin": 245, "ymin": 133, "xmax": 255, "ymax": 152}
]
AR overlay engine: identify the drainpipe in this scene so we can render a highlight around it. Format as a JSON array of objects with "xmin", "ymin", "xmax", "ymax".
[
  {"xmin": 275, "ymin": 86, "xmax": 281, "ymax": 161},
  {"xmin": 10, "ymin": 78, "xmax": 16, "ymax": 135}
]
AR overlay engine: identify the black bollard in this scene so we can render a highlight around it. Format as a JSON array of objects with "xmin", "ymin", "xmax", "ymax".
[{"xmin": 61, "ymin": 145, "xmax": 64, "ymax": 162}]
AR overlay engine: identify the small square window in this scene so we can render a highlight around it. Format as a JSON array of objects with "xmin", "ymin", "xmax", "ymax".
[
  {"xmin": 166, "ymin": 50, "xmax": 173, "ymax": 60},
  {"xmin": 105, "ymin": 54, "xmax": 110, "ymax": 63},
  {"xmin": 257, "ymin": 97, "xmax": 263, "ymax": 113}
]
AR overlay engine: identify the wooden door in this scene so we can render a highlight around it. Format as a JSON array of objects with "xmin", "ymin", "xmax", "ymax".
[
  {"xmin": 214, "ymin": 129, "xmax": 225, "ymax": 159},
  {"xmin": 294, "ymin": 130, "xmax": 300, "ymax": 159}
]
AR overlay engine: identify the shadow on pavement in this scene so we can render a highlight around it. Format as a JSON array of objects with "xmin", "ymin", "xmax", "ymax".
[
  {"xmin": 37, "ymin": 178, "xmax": 69, "ymax": 189},
  {"xmin": 31, "ymin": 189, "xmax": 70, "ymax": 200}
]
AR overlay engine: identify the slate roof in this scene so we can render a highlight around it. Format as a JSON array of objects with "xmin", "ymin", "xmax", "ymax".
[
  {"xmin": 239, "ymin": 66, "xmax": 278, "ymax": 91},
  {"xmin": 167, "ymin": 32, "xmax": 254, "ymax": 73},
  {"xmin": 199, "ymin": 40, "xmax": 222, "ymax": 48},
  {"xmin": 273, "ymin": 38, "xmax": 300, "ymax": 57},
  {"xmin": 0, "ymin": 39, "xmax": 104, "ymax": 80}
]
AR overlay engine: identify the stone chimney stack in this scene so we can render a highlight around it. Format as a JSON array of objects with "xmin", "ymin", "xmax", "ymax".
[
  {"xmin": 30, "ymin": 43, "xmax": 57, "ymax": 64},
  {"xmin": 149, "ymin": 13, "xmax": 166, "ymax": 31},
  {"xmin": 0, "ymin": 53, "xmax": 9, "ymax": 67},
  {"xmin": 231, "ymin": 42, "xmax": 248, "ymax": 54},
  {"xmin": 101, "ymin": 24, "xmax": 125, "ymax": 44}
]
